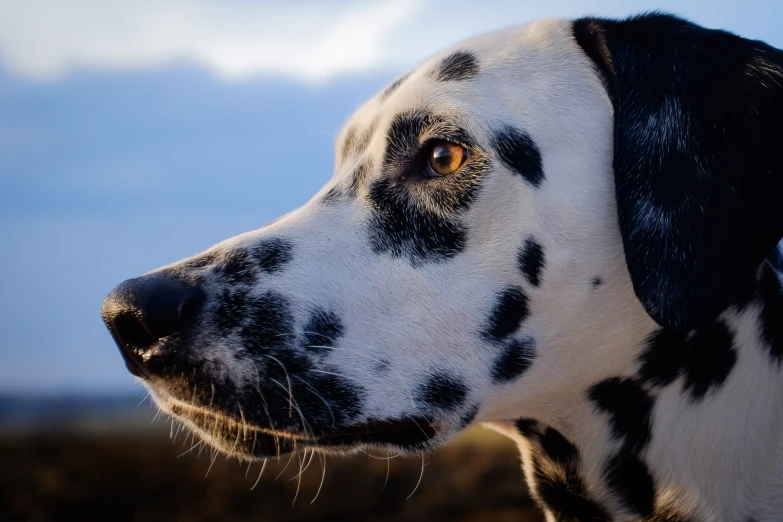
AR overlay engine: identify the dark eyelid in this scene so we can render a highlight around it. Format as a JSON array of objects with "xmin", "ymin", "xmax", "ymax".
[{"xmin": 422, "ymin": 127, "xmax": 476, "ymax": 150}]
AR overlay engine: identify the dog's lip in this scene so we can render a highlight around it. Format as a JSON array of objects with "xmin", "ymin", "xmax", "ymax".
[
  {"xmin": 312, "ymin": 417, "xmax": 437, "ymax": 447},
  {"xmin": 165, "ymin": 395, "xmax": 437, "ymax": 451}
]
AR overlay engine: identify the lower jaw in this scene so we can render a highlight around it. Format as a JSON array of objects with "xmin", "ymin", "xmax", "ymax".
[{"xmin": 163, "ymin": 402, "xmax": 437, "ymax": 460}]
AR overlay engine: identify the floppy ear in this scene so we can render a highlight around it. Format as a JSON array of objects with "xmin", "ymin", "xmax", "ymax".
[{"xmin": 573, "ymin": 13, "xmax": 783, "ymax": 329}]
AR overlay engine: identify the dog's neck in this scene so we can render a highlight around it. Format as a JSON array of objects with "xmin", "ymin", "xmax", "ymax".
[{"xmin": 488, "ymin": 259, "xmax": 783, "ymax": 522}]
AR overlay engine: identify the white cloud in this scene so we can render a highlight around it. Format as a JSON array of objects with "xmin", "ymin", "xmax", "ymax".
[
  {"xmin": 0, "ymin": 0, "xmax": 423, "ymax": 82},
  {"xmin": 0, "ymin": 0, "xmax": 781, "ymax": 83}
]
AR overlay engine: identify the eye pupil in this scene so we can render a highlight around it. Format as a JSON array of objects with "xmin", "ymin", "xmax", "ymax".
[{"xmin": 428, "ymin": 142, "xmax": 468, "ymax": 176}]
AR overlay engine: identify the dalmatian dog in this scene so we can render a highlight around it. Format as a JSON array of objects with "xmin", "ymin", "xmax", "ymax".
[{"xmin": 101, "ymin": 13, "xmax": 783, "ymax": 521}]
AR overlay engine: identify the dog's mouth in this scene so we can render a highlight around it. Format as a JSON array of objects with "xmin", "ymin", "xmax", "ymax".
[
  {"xmin": 160, "ymin": 394, "xmax": 438, "ymax": 460},
  {"xmin": 313, "ymin": 417, "xmax": 437, "ymax": 448}
]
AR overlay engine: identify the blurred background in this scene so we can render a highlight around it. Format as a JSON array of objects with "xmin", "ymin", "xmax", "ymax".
[{"xmin": 1, "ymin": 1, "xmax": 781, "ymax": 520}]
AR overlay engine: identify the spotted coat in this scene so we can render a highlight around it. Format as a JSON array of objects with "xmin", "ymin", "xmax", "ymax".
[{"xmin": 102, "ymin": 13, "xmax": 783, "ymax": 522}]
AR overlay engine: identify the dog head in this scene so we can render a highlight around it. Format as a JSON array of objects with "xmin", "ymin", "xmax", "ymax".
[{"xmin": 102, "ymin": 14, "xmax": 783, "ymax": 460}]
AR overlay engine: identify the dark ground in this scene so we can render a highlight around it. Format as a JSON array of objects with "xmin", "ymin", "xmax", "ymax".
[{"xmin": 0, "ymin": 425, "xmax": 545, "ymax": 522}]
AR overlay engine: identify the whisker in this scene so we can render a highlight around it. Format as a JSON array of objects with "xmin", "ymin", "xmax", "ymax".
[
  {"xmin": 171, "ymin": 419, "xmax": 184, "ymax": 444},
  {"xmin": 249, "ymin": 360, "xmax": 280, "ymax": 456},
  {"xmin": 238, "ymin": 404, "xmax": 249, "ymax": 442},
  {"xmin": 269, "ymin": 378, "xmax": 313, "ymax": 439},
  {"xmin": 136, "ymin": 393, "xmax": 150, "ymax": 409},
  {"xmin": 383, "ymin": 449, "xmax": 391, "ymax": 490},
  {"xmin": 292, "ymin": 451, "xmax": 305, "ymax": 506},
  {"xmin": 311, "ymin": 453, "xmax": 327, "ymax": 505},
  {"xmin": 275, "ymin": 447, "xmax": 298, "ymax": 481},
  {"xmin": 250, "ymin": 459, "xmax": 268, "ymax": 490},
  {"xmin": 204, "ymin": 449, "xmax": 220, "ymax": 478},
  {"xmin": 292, "ymin": 375, "xmax": 336, "ymax": 428},
  {"xmin": 291, "ymin": 447, "xmax": 317, "ymax": 480},
  {"xmin": 406, "ymin": 454, "xmax": 426, "ymax": 500},
  {"xmin": 178, "ymin": 439, "xmax": 204, "ymax": 458},
  {"xmin": 262, "ymin": 354, "xmax": 295, "ymax": 418}
]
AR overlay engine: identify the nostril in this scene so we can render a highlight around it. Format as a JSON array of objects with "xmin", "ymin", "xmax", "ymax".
[
  {"xmin": 112, "ymin": 312, "xmax": 158, "ymax": 353},
  {"xmin": 101, "ymin": 274, "xmax": 204, "ymax": 378}
]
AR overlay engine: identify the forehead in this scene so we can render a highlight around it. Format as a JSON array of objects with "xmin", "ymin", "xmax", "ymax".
[{"xmin": 335, "ymin": 18, "xmax": 595, "ymax": 165}]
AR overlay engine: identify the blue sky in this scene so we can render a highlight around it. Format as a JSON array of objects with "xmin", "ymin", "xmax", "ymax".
[{"xmin": 1, "ymin": 0, "xmax": 782, "ymax": 394}]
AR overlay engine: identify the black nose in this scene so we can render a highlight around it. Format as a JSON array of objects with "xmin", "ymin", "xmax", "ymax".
[{"xmin": 101, "ymin": 274, "xmax": 204, "ymax": 378}]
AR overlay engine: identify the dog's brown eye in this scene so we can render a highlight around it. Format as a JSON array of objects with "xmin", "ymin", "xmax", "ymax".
[{"xmin": 427, "ymin": 141, "xmax": 469, "ymax": 177}]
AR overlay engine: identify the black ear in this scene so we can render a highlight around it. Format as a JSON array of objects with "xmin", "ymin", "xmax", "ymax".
[{"xmin": 573, "ymin": 13, "xmax": 783, "ymax": 329}]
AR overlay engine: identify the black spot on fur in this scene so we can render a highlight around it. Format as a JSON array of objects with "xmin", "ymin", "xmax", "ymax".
[
  {"xmin": 758, "ymin": 262, "xmax": 783, "ymax": 362},
  {"xmin": 302, "ymin": 370, "xmax": 364, "ymax": 426},
  {"xmin": 591, "ymin": 277, "xmax": 603, "ymax": 288},
  {"xmin": 213, "ymin": 289, "xmax": 248, "ymax": 331},
  {"xmin": 603, "ymin": 453, "xmax": 656, "ymax": 516},
  {"xmin": 491, "ymin": 337, "xmax": 535, "ymax": 383},
  {"xmin": 518, "ymin": 237, "xmax": 545, "ymax": 286},
  {"xmin": 638, "ymin": 321, "xmax": 737, "ymax": 401},
  {"xmin": 251, "ymin": 238, "xmax": 293, "ymax": 274},
  {"xmin": 534, "ymin": 474, "xmax": 611, "ymax": 522},
  {"xmin": 252, "ymin": 341, "xmax": 364, "ymax": 431},
  {"xmin": 588, "ymin": 377, "xmax": 656, "ymax": 516},
  {"xmin": 182, "ymin": 251, "xmax": 219, "ymax": 270},
  {"xmin": 539, "ymin": 428, "xmax": 579, "ymax": 465},
  {"xmin": 515, "ymin": 421, "xmax": 610, "ymax": 519},
  {"xmin": 431, "ymin": 51, "xmax": 479, "ymax": 82},
  {"xmin": 638, "ymin": 328, "xmax": 688, "ymax": 388},
  {"xmin": 367, "ymin": 177, "xmax": 467, "ymax": 264},
  {"xmin": 490, "ymin": 125, "xmax": 544, "ymax": 187},
  {"xmin": 415, "ymin": 372, "xmax": 467, "ymax": 412},
  {"xmin": 302, "ymin": 309, "xmax": 343, "ymax": 356},
  {"xmin": 218, "ymin": 248, "xmax": 256, "ymax": 285},
  {"xmin": 681, "ymin": 321, "xmax": 737, "ymax": 400},
  {"xmin": 156, "ymin": 291, "xmax": 367, "ymax": 447},
  {"xmin": 347, "ymin": 161, "xmax": 372, "ymax": 198},
  {"xmin": 383, "ymin": 109, "xmax": 429, "ymax": 167},
  {"xmin": 482, "ymin": 287, "xmax": 529, "ymax": 343},
  {"xmin": 588, "ymin": 377, "xmax": 653, "ymax": 451},
  {"xmin": 241, "ymin": 292, "xmax": 295, "ymax": 355},
  {"xmin": 515, "ymin": 418, "xmax": 540, "ymax": 438},
  {"xmin": 368, "ymin": 109, "xmax": 487, "ymax": 266},
  {"xmin": 528, "ymin": 438, "xmax": 611, "ymax": 521}
]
